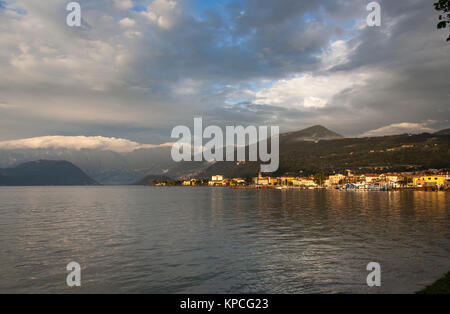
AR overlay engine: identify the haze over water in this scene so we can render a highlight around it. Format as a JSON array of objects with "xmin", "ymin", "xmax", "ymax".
[{"xmin": 0, "ymin": 187, "xmax": 448, "ymax": 294}]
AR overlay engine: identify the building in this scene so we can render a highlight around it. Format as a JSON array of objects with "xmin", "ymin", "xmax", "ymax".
[
  {"xmin": 209, "ymin": 175, "xmax": 226, "ymax": 186},
  {"xmin": 253, "ymin": 177, "xmax": 273, "ymax": 186},
  {"xmin": 362, "ymin": 174, "xmax": 380, "ymax": 183},
  {"xmin": 329, "ymin": 174, "xmax": 346, "ymax": 185},
  {"xmin": 413, "ymin": 175, "xmax": 445, "ymax": 189},
  {"xmin": 384, "ymin": 173, "xmax": 400, "ymax": 182},
  {"xmin": 292, "ymin": 178, "xmax": 317, "ymax": 187},
  {"xmin": 278, "ymin": 176, "xmax": 296, "ymax": 186},
  {"xmin": 253, "ymin": 171, "xmax": 277, "ymax": 186},
  {"xmin": 384, "ymin": 173, "xmax": 402, "ymax": 188},
  {"xmin": 230, "ymin": 178, "xmax": 247, "ymax": 186},
  {"xmin": 183, "ymin": 179, "xmax": 202, "ymax": 186}
]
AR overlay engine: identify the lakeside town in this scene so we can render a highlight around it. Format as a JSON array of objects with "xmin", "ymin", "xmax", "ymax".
[{"xmin": 148, "ymin": 170, "xmax": 450, "ymax": 191}]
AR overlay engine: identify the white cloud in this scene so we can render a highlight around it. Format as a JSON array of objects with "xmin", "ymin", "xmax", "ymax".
[
  {"xmin": 249, "ymin": 39, "xmax": 372, "ymax": 110},
  {"xmin": 0, "ymin": 136, "xmax": 174, "ymax": 153},
  {"xmin": 361, "ymin": 122, "xmax": 436, "ymax": 137},
  {"xmin": 119, "ymin": 17, "xmax": 136, "ymax": 27},
  {"xmin": 140, "ymin": 0, "xmax": 178, "ymax": 29},
  {"xmin": 252, "ymin": 71, "xmax": 372, "ymax": 109}
]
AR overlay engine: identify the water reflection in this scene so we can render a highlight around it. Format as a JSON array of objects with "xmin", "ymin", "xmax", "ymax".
[{"xmin": 0, "ymin": 187, "xmax": 448, "ymax": 293}]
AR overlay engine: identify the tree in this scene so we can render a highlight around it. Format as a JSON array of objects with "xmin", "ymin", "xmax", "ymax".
[
  {"xmin": 434, "ymin": 0, "xmax": 450, "ymax": 41},
  {"xmin": 314, "ymin": 173, "xmax": 326, "ymax": 186}
]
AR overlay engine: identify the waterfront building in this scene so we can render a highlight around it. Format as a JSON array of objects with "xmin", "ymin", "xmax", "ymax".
[
  {"xmin": 362, "ymin": 174, "xmax": 380, "ymax": 183},
  {"xmin": 413, "ymin": 175, "xmax": 445, "ymax": 188},
  {"xmin": 253, "ymin": 171, "xmax": 277, "ymax": 186},
  {"xmin": 278, "ymin": 176, "xmax": 296, "ymax": 186},
  {"xmin": 329, "ymin": 174, "xmax": 346, "ymax": 185},
  {"xmin": 384, "ymin": 173, "xmax": 402, "ymax": 188},
  {"xmin": 292, "ymin": 178, "xmax": 317, "ymax": 187},
  {"xmin": 209, "ymin": 175, "xmax": 227, "ymax": 186},
  {"xmin": 212, "ymin": 175, "xmax": 224, "ymax": 182}
]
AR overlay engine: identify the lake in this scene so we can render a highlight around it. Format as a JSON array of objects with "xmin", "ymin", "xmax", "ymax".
[{"xmin": 0, "ymin": 186, "xmax": 448, "ymax": 293}]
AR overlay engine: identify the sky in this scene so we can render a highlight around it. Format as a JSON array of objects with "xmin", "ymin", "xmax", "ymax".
[{"xmin": 0, "ymin": 0, "xmax": 449, "ymax": 148}]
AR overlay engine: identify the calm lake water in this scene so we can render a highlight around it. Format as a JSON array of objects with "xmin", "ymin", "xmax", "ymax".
[{"xmin": 0, "ymin": 186, "xmax": 448, "ymax": 294}]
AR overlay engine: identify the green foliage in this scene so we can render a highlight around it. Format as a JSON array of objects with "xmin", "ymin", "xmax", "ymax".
[
  {"xmin": 416, "ymin": 271, "xmax": 450, "ymax": 294},
  {"xmin": 201, "ymin": 133, "xmax": 450, "ymax": 178},
  {"xmin": 276, "ymin": 134, "xmax": 450, "ymax": 176},
  {"xmin": 434, "ymin": 0, "xmax": 450, "ymax": 41},
  {"xmin": 313, "ymin": 173, "xmax": 326, "ymax": 186}
]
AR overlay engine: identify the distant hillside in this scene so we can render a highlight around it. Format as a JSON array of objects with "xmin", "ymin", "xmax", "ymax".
[
  {"xmin": 434, "ymin": 128, "xmax": 450, "ymax": 136},
  {"xmin": 281, "ymin": 125, "xmax": 343, "ymax": 143},
  {"xmin": 172, "ymin": 125, "xmax": 344, "ymax": 179},
  {"xmin": 1, "ymin": 126, "xmax": 448, "ymax": 183},
  {"xmin": 0, "ymin": 146, "xmax": 176, "ymax": 185},
  {"xmin": 0, "ymin": 174, "xmax": 11, "ymax": 185},
  {"xmin": 0, "ymin": 160, "xmax": 98, "ymax": 186},
  {"xmin": 134, "ymin": 174, "xmax": 173, "ymax": 185},
  {"xmin": 197, "ymin": 132, "xmax": 450, "ymax": 178}
]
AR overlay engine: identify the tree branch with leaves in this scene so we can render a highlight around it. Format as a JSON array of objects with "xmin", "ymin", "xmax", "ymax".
[{"xmin": 434, "ymin": 0, "xmax": 450, "ymax": 42}]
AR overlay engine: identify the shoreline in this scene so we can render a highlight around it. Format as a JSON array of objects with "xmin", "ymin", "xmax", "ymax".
[{"xmin": 139, "ymin": 184, "xmax": 449, "ymax": 192}]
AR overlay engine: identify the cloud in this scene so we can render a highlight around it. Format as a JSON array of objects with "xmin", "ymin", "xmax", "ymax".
[
  {"xmin": 0, "ymin": 102, "xmax": 16, "ymax": 109},
  {"xmin": 114, "ymin": 0, "xmax": 134, "ymax": 11},
  {"xmin": 140, "ymin": 0, "xmax": 178, "ymax": 29},
  {"xmin": 0, "ymin": 0, "xmax": 448, "ymax": 142},
  {"xmin": 252, "ymin": 70, "xmax": 373, "ymax": 109},
  {"xmin": 0, "ymin": 136, "xmax": 174, "ymax": 153},
  {"xmin": 119, "ymin": 17, "xmax": 136, "ymax": 27},
  {"xmin": 361, "ymin": 122, "xmax": 436, "ymax": 137}
]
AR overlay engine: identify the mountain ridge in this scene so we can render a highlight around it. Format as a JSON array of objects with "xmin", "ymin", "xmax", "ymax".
[
  {"xmin": 0, "ymin": 160, "xmax": 98, "ymax": 186},
  {"xmin": 194, "ymin": 132, "xmax": 450, "ymax": 179},
  {"xmin": 1, "ymin": 126, "xmax": 449, "ymax": 184},
  {"xmin": 281, "ymin": 125, "xmax": 343, "ymax": 142},
  {"xmin": 434, "ymin": 128, "xmax": 450, "ymax": 136}
]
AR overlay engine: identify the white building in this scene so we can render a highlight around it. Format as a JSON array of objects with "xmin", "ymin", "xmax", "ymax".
[{"xmin": 211, "ymin": 175, "xmax": 224, "ymax": 181}]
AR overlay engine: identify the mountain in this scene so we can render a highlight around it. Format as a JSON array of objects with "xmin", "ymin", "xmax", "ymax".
[
  {"xmin": 0, "ymin": 173, "xmax": 14, "ymax": 186},
  {"xmin": 1, "ymin": 126, "xmax": 448, "ymax": 184},
  {"xmin": 434, "ymin": 128, "xmax": 450, "ymax": 136},
  {"xmin": 0, "ymin": 160, "xmax": 97, "ymax": 186},
  {"xmin": 167, "ymin": 125, "xmax": 344, "ymax": 179},
  {"xmin": 196, "ymin": 132, "xmax": 450, "ymax": 178},
  {"xmin": 280, "ymin": 125, "xmax": 343, "ymax": 143},
  {"xmin": 0, "ymin": 147, "xmax": 178, "ymax": 185}
]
